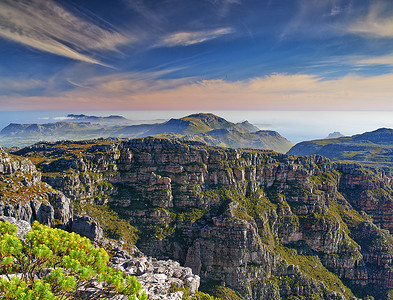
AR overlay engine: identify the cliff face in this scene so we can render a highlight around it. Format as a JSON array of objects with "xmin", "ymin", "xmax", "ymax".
[
  {"xmin": 0, "ymin": 147, "xmax": 72, "ymax": 227},
  {"xmin": 14, "ymin": 138, "xmax": 393, "ymax": 299}
]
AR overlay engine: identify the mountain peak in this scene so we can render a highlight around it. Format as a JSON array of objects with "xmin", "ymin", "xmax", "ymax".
[
  {"xmin": 181, "ymin": 113, "xmax": 227, "ymax": 123},
  {"xmin": 326, "ymin": 132, "xmax": 344, "ymax": 139}
]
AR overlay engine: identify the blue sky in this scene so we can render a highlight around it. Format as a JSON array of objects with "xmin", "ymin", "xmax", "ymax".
[{"xmin": 2, "ymin": 0, "xmax": 393, "ymax": 110}]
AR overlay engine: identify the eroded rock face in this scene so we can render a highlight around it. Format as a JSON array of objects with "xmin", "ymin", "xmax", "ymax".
[
  {"xmin": 71, "ymin": 215, "xmax": 103, "ymax": 241},
  {"xmin": 0, "ymin": 147, "xmax": 72, "ymax": 227},
  {"xmin": 14, "ymin": 138, "xmax": 393, "ymax": 299}
]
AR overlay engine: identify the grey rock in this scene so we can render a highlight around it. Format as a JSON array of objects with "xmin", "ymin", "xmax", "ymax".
[
  {"xmin": 0, "ymin": 216, "xmax": 31, "ymax": 240},
  {"xmin": 110, "ymin": 246, "xmax": 200, "ymax": 299},
  {"xmin": 71, "ymin": 215, "xmax": 104, "ymax": 241}
]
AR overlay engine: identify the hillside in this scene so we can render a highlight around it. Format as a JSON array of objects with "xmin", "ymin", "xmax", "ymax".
[
  {"xmin": 0, "ymin": 113, "xmax": 293, "ymax": 153},
  {"xmin": 288, "ymin": 128, "xmax": 393, "ymax": 167},
  {"xmin": 183, "ymin": 128, "xmax": 293, "ymax": 153},
  {"xmin": 11, "ymin": 137, "xmax": 393, "ymax": 299}
]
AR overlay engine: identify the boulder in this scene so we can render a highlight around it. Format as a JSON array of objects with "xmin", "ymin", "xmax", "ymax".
[{"xmin": 71, "ymin": 215, "xmax": 104, "ymax": 241}]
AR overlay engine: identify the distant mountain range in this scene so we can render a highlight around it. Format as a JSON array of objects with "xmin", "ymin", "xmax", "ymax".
[
  {"xmin": 288, "ymin": 128, "xmax": 393, "ymax": 167},
  {"xmin": 67, "ymin": 114, "xmax": 128, "ymax": 122},
  {"xmin": 0, "ymin": 113, "xmax": 293, "ymax": 153}
]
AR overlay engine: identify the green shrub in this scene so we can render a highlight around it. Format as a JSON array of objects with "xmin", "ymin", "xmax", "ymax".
[{"xmin": 0, "ymin": 221, "xmax": 147, "ymax": 300}]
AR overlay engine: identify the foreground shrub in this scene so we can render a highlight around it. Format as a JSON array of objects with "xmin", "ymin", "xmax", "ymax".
[{"xmin": 0, "ymin": 221, "xmax": 147, "ymax": 300}]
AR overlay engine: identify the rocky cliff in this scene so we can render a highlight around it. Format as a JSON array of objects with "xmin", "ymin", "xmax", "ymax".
[
  {"xmin": 0, "ymin": 146, "xmax": 72, "ymax": 227},
  {"xmin": 13, "ymin": 138, "xmax": 393, "ymax": 299},
  {"xmin": 0, "ymin": 146, "xmax": 202, "ymax": 300}
]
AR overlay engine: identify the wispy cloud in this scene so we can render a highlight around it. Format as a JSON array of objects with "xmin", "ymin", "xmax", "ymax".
[
  {"xmin": 207, "ymin": 0, "xmax": 242, "ymax": 16},
  {"xmin": 0, "ymin": 0, "xmax": 130, "ymax": 66},
  {"xmin": 0, "ymin": 78, "xmax": 44, "ymax": 95},
  {"xmin": 158, "ymin": 28, "xmax": 233, "ymax": 47},
  {"xmin": 355, "ymin": 53, "xmax": 393, "ymax": 66},
  {"xmin": 4, "ymin": 72, "xmax": 393, "ymax": 111},
  {"xmin": 347, "ymin": 2, "xmax": 393, "ymax": 38}
]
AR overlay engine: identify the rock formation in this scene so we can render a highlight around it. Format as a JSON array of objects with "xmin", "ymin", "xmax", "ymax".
[
  {"xmin": 0, "ymin": 147, "xmax": 72, "ymax": 227},
  {"xmin": 13, "ymin": 137, "xmax": 393, "ymax": 299}
]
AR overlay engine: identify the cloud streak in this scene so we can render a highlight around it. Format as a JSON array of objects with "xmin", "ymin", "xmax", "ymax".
[
  {"xmin": 347, "ymin": 2, "xmax": 393, "ymax": 38},
  {"xmin": 4, "ymin": 72, "xmax": 393, "ymax": 111},
  {"xmin": 355, "ymin": 53, "xmax": 393, "ymax": 66},
  {"xmin": 158, "ymin": 28, "xmax": 233, "ymax": 47},
  {"xmin": 0, "ymin": 77, "xmax": 45, "ymax": 95},
  {"xmin": 0, "ymin": 0, "xmax": 130, "ymax": 66}
]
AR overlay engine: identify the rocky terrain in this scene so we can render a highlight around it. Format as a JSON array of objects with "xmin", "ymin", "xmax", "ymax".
[
  {"xmin": 288, "ymin": 128, "xmax": 393, "ymax": 167},
  {"xmin": 0, "ymin": 146, "xmax": 72, "ymax": 227},
  {"xmin": 0, "ymin": 113, "xmax": 293, "ymax": 153},
  {"xmin": 0, "ymin": 147, "xmax": 201, "ymax": 299},
  {"xmin": 9, "ymin": 136, "xmax": 393, "ymax": 299}
]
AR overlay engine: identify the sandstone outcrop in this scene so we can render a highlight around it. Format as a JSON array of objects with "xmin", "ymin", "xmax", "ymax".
[
  {"xmin": 0, "ymin": 147, "xmax": 72, "ymax": 227},
  {"xmin": 14, "ymin": 138, "xmax": 393, "ymax": 299}
]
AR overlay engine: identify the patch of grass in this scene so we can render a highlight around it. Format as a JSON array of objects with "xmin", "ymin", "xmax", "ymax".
[
  {"xmin": 329, "ymin": 201, "xmax": 366, "ymax": 230},
  {"xmin": 276, "ymin": 246, "xmax": 354, "ymax": 299},
  {"xmin": 200, "ymin": 285, "xmax": 244, "ymax": 300},
  {"xmin": 177, "ymin": 208, "xmax": 208, "ymax": 222},
  {"xmin": 74, "ymin": 202, "xmax": 139, "ymax": 245},
  {"xmin": 168, "ymin": 283, "xmax": 190, "ymax": 300},
  {"xmin": 310, "ymin": 170, "xmax": 339, "ymax": 186}
]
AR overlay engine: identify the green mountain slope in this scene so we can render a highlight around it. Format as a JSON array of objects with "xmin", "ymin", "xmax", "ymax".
[
  {"xmin": 287, "ymin": 128, "xmax": 393, "ymax": 166},
  {"xmin": 183, "ymin": 128, "xmax": 293, "ymax": 153}
]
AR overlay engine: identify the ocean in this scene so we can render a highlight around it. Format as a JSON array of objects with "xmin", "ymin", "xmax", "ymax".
[{"xmin": 1, "ymin": 110, "xmax": 393, "ymax": 144}]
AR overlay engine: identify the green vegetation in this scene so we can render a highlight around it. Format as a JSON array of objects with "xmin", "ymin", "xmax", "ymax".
[
  {"xmin": 177, "ymin": 208, "xmax": 208, "ymax": 222},
  {"xmin": 310, "ymin": 170, "xmax": 339, "ymax": 186},
  {"xmin": 288, "ymin": 128, "xmax": 393, "ymax": 167},
  {"xmin": 168, "ymin": 283, "xmax": 220, "ymax": 300},
  {"xmin": 168, "ymin": 283, "xmax": 191, "ymax": 300},
  {"xmin": 74, "ymin": 202, "xmax": 139, "ymax": 245},
  {"xmin": 329, "ymin": 201, "xmax": 366, "ymax": 230},
  {"xmin": 241, "ymin": 196, "xmax": 277, "ymax": 219},
  {"xmin": 200, "ymin": 285, "xmax": 244, "ymax": 300},
  {"xmin": 276, "ymin": 246, "xmax": 354, "ymax": 299},
  {"xmin": 152, "ymin": 224, "xmax": 176, "ymax": 240},
  {"xmin": 192, "ymin": 291, "xmax": 220, "ymax": 300},
  {"xmin": 0, "ymin": 221, "xmax": 146, "ymax": 299}
]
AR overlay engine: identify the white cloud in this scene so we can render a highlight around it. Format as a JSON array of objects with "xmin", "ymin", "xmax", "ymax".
[
  {"xmin": 355, "ymin": 53, "xmax": 393, "ymax": 66},
  {"xmin": 158, "ymin": 28, "xmax": 233, "ymax": 47},
  {"xmin": 348, "ymin": 2, "xmax": 393, "ymax": 38},
  {"xmin": 0, "ymin": 0, "xmax": 131, "ymax": 66}
]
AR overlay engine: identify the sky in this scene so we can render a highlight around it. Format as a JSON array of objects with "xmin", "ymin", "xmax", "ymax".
[{"xmin": 2, "ymin": 0, "xmax": 393, "ymax": 111}]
